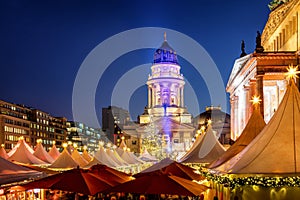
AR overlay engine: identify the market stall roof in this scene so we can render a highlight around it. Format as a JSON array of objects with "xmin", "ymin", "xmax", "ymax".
[
  {"xmin": 71, "ymin": 149, "xmax": 88, "ymax": 167},
  {"xmin": 49, "ymin": 148, "xmax": 79, "ymax": 169},
  {"xmin": 178, "ymin": 126, "xmax": 226, "ymax": 164},
  {"xmin": 214, "ymin": 80, "xmax": 300, "ymax": 174},
  {"xmin": 7, "ymin": 137, "xmax": 34, "ymax": 157},
  {"xmin": 94, "ymin": 146, "xmax": 120, "ymax": 168},
  {"xmin": 0, "ymin": 145, "xmax": 8, "ymax": 159},
  {"xmin": 209, "ymin": 108, "xmax": 265, "ymax": 169},
  {"xmin": 33, "ymin": 141, "xmax": 55, "ymax": 164},
  {"xmin": 0, "ymin": 157, "xmax": 43, "ymax": 186},
  {"xmin": 8, "ymin": 139, "xmax": 46, "ymax": 165},
  {"xmin": 48, "ymin": 143, "xmax": 61, "ymax": 160},
  {"xmin": 82, "ymin": 149, "xmax": 92, "ymax": 162},
  {"xmin": 139, "ymin": 148, "xmax": 158, "ymax": 162}
]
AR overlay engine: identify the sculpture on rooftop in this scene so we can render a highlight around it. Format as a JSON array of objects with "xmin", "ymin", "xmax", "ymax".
[
  {"xmin": 255, "ymin": 31, "xmax": 264, "ymax": 53},
  {"xmin": 240, "ymin": 40, "xmax": 247, "ymax": 57}
]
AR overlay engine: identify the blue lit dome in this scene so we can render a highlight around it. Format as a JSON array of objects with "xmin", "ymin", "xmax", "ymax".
[{"xmin": 153, "ymin": 33, "xmax": 178, "ymax": 64}]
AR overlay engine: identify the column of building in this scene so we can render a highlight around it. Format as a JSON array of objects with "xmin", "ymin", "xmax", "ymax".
[
  {"xmin": 256, "ymin": 74, "xmax": 264, "ymax": 117},
  {"xmin": 243, "ymin": 85, "xmax": 251, "ymax": 124}
]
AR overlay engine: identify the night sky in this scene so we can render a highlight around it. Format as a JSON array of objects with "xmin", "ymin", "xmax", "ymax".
[{"xmin": 0, "ymin": 0, "xmax": 271, "ymax": 128}]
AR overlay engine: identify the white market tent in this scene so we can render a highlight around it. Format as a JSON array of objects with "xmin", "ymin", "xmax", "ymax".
[
  {"xmin": 49, "ymin": 148, "xmax": 79, "ymax": 169},
  {"xmin": 94, "ymin": 146, "xmax": 120, "ymax": 168},
  {"xmin": 139, "ymin": 148, "xmax": 158, "ymax": 162},
  {"xmin": 0, "ymin": 145, "xmax": 8, "ymax": 159},
  {"xmin": 84, "ymin": 157, "xmax": 104, "ymax": 168},
  {"xmin": 8, "ymin": 138, "xmax": 46, "ymax": 165},
  {"xmin": 214, "ymin": 80, "xmax": 300, "ymax": 174},
  {"xmin": 178, "ymin": 126, "xmax": 226, "ymax": 164},
  {"xmin": 7, "ymin": 138, "xmax": 34, "ymax": 157},
  {"xmin": 82, "ymin": 149, "xmax": 92, "ymax": 162},
  {"xmin": 209, "ymin": 108, "xmax": 266, "ymax": 169},
  {"xmin": 48, "ymin": 143, "xmax": 61, "ymax": 160},
  {"xmin": 33, "ymin": 141, "xmax": 55, "ymax": 164},
  {"xmin": 106, "ymin": 148, "xmax": 129, "ymax": 166},
  {"xmin": 119, "ymin": 150, "xmax": 140, "ymax": 165},
  {"xmin": 71, "ymin": 149, "xmax": 88, "ymax": 167}
]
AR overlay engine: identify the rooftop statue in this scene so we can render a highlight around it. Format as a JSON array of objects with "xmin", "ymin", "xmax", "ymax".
[
  {"xmin": 240, "ymin": 40, "xmax": 247, "ymax": 57},
  {"xmin": 255, "ymin": 31, "xmax": 264, "ymax": 53},
  {"xmin": 268, "ymin": 0, "xmax": 290, "ymax": 10}
]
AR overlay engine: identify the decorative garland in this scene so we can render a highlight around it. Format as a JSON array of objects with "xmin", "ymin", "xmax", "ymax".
[{"xmin": 198, "ymin": 169, "xmax": 300, "ymax": 189}]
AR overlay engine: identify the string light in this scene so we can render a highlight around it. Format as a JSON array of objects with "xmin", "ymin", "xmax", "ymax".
[
  {"xmin": 250, "ymin": 95, "xmax": 262, "ymax": 105},
  {"xmin": 285, "ymin": 64, "xmax": 300, "ymax": 82},
  {"xmin": 198, "ymin": 169, "xmax": 300, "ymax": 189},
  {"xmin": 62, "ymin": 143, "xmax": 68, "ymax": 148}
]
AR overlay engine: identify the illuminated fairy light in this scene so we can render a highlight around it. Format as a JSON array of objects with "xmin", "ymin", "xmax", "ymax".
[
  {"xmin": 207, "ymin": 119, "xmax": 212, "ymax": 125},
  {"xmin": 199, "ymin": 169, "xmax": 300, "ymax": 189},
  {"xmin": 62, "ymin": 143, "xmax": 68, "ymax": 148},
  {"xmin": 121, "ymin": 136, "xmax": 125, "ymax": 140},
  {"xmin": 52, "ymin": 140, "xmax": 56, "ymax": 145},
  {"xmin": 250, "ymin": 95, "xmax": 262, "ymax": 105},
  {"xmin": 83, "ymin": 145, "xmax": 87, "ymax": 150},
  {"xmin": 19, "ymin": 136, "xmax": 24, "ymax": 140},
  {"xmin": 285, "ymin": 64, "xmax": 300, "ymax": 82},
  {"xmin": 73, "ymin": 143, "xmax": 78, "ymax": 148},
  {"xmin": 99, "ymin": 141, "xmax": 104, "ymax": 146},
  {"xmin": 107, "ymin": 143, "xmax": 112, "ymax": 148},
  {"xmin": 67, "ymin": 141, "xmax": 72, "ymax": 145},
  {"xmin": 1, "ymin": 144, "xmax": 4, "ymax": 148}
]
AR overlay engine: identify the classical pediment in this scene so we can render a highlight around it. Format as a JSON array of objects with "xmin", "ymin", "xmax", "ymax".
[{"xmin": 226, "ymin": 54, "xmax": 252, "ymax": 89}]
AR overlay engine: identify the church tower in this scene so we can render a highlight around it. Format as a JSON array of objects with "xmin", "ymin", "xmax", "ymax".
[{"xmin": 139, "ymin": 33, "xmax": 192, "ymax": 124}]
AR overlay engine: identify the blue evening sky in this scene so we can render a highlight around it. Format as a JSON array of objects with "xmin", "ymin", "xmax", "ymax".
[{"xmin": 0, "ymin": 0, "xmax": 271, "ymax": 128}]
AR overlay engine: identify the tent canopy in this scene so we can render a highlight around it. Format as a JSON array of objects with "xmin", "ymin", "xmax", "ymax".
[{"xmin": 214, "ymin": 81, "xmax": 300, "ymax": 174}]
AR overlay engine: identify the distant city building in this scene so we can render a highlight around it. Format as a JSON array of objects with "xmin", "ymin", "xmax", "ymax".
[
  {"xmin": 67, "ymin": 121, "xmax": 109, "ymax": 153},
  {"xmin": 48, "ymin": 116, "xmax": 67, "ymax": 151},
  {"xmin": 193, "ymin": 106, "xmax": 231, "ymax": 145},
  {"xmin": 0, "ymin": 100, "xmax": 31, "ymax": 150},
  {"xmin": 227, "ymin": 0, "xmax": 300, "ymax": 140},
  {"xmin": 29, "ymin": 109, "xmax": 67, "ymax": 151},
  {"xmin": 0, "ymin": 99, "xmax": 67, "ymax": 152},
  {"xmin": 102, "ymin": 106, "xmax": 131, "ymax": 142}
]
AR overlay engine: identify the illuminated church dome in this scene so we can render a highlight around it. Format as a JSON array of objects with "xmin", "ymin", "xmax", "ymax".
[
  {"xmin": 139, "ymin": 33, "xmax": 192, "ymax": 125},
  {"xmin": 153, "ymin": 33, "xmax": 178, "ymax": 64}
]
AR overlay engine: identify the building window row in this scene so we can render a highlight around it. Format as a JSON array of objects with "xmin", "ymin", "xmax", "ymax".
[
  {"xmin": 4, "ymin": 118, "xmax": 29, "ymax": 128},
  {"xmin": 4, "ymin": 126, "xmax": 28, "ymax": 135},
  {"xmin": 31, "ymin": 131, "xmax": 54, "ymax": 138},
  {"xmin": 1, "ymin": 110, "xmax": 28, "ymax": 120},
  {"xmin": 5, "ymin": 134, "xmax": 23, "ymax": 142}
]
